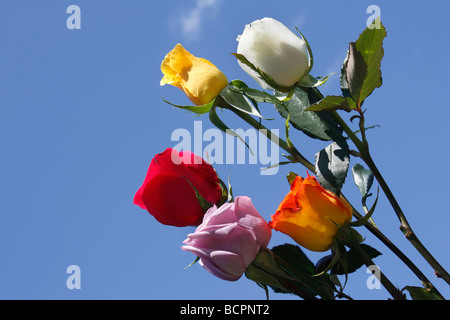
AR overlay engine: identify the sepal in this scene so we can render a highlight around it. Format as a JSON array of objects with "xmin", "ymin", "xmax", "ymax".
[
  {"xmin": 245, "ymin": 248, "xmax": 296, "ymax": 293},
  {"xmin": 246, "ymin": 246, "xmax": 337, "ymax": 300},
  {"xmin": 219, "ymin": 81, "xmax": 266, "ymax": 119},
  {"xmin": 297, "ymin": 73, "xmax": 332, "ymax": 88},
  {"xmin": 231, "ymin": 53, "xmax": 296, "ymax": 92},
  {"xmin": 294, "ymin": 26, "xmax": 314, "ymax": 76},
  {"xmin": 162, "ymin": 98, "xmax": 215, "ymax": 115},
  {"xmin": 183, "ymin": 177, "xmax": 215, "ymax": 213},
  {"xmin": 349, "ymin": 188, "xmax": 379, "ymax": 227}
]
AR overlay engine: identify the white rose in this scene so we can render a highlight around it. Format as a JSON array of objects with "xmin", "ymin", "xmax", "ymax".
[{"xmin": 236, "ymin": 17, "xmax": 311, "ymax": 90}]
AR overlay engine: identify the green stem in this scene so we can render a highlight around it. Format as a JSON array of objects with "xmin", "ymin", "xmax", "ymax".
[
  {"xmin": 351, "ymin": 204, "xmax": 444, "ymax": 298},
  {"xmin": 221, "ymin": 99, "xmax": 446, "ymax": 295},
  {"xmin": 364, "ymin": 154, "xmax": 450, "ymax": 285},
  {"xmin": 226, "ymin": 106, "xmax": 315, "ymax": 173},
  {"xmin": 347, "ymin": 240, "xmax": 405, "ymax": 300},
  {"xmin": 331, "ymin": 110, "xmax": 450, "ymax": 286}
]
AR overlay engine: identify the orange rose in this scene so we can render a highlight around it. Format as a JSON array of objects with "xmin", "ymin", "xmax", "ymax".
[{"xmin": 269, "ymin": 175, "xmax": 353, "ymax": 252}]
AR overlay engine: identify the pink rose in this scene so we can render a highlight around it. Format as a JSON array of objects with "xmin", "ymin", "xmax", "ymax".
[{"xmin": 181, "ymin": 196, "xmax": 272, "ymax": 281}]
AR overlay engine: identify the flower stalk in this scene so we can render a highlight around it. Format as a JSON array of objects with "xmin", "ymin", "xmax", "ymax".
[
  {"xmin": 223, "ymin": 91, "xmax": 446, "ymax": 291},
  {"xmin": 246, "ymin": 248, "xmax": 321, "ymax": 300},
  {"xmin": 223, "ymin": 102, "xmax": 315, "ymax": 173},
  {"xmin": 330, "ymin": 109, "xmax": 450, "ymax": 286},
  {"xmin": 345, "ymin": 237, "xmax": 405, "ymax": 300},
  {"xmin": 223, "ymin": 98, "xmax": 445, "ymax": 296}
]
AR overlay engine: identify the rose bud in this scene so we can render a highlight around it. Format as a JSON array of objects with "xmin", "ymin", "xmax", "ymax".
[
  {"xmin": 182, "ymin": 196, "xmax": 272, "ymax": 281},
  {"xmin": 269, "ymin": 175, "xmax": 353, "ymax": 252},
  {"xmin": 236, "ymin": 17, "xmax": 311, "ymax": 90},
  {"xmin": 160, "ymin": 43, "xmax": 229, "ymax": 106},
  {"xmin": 133, "ymin": 148, "xmax": 223, "ymax": 227}
]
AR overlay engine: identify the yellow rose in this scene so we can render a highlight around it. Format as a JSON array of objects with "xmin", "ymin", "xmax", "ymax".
[
  {"xmin": 269, "ymin": 175, "xmax": 353, "ymax": 252},
  {"xmin": 160, "ymin": 44, "xmax": 229, "ymax": 106}
]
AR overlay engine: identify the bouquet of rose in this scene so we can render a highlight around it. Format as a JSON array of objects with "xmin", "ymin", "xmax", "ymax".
[{"xmin": 133, "ymin": 17, "xmax": 447, "ymax": 300}]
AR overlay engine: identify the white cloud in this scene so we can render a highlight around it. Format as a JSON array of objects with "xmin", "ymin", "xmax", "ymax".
[{"xmin": 174, "ymin": 0, "xmax": 222, "ymax": 41}]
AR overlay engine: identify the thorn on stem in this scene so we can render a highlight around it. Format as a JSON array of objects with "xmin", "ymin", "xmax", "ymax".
[{"xmin": 400, "ymin": 225, "xmax": 413, "ymax": 239}]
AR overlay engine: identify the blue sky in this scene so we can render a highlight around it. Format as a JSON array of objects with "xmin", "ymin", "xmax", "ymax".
[{"xmin": 0, "ymin": 0, "xmax": 449, "ymax": 300}]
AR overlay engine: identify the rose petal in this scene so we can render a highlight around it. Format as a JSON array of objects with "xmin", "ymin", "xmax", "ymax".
[{"xmin": 236, "ymin": 17, "xmax": 309, "ymax": 89}]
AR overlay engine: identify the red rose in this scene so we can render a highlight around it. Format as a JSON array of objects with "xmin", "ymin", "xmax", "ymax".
[{"xmin": 133, "ymin": 148, "xmax": 223, "ymax": 227}]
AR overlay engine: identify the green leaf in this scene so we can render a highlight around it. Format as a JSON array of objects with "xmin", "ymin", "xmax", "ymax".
[
  {"xmin": 351, "ymin": 163, "xmax": 374, "ymax": 200},
  {"xmin": 348, "ymin": 244, "xmax": 381, "ymax": 274},
  {"xmin": 297, "ymin": 73, "xmax": 332, "ymax": 88},
  {"xmin": 344, "ymin": 18, "xmax": 386, "ymax": 106},
  {"xmin": 271, "ymin": 244, "xmax": 316, "ymax": 276},
  {"xmin": 304, "ymin": 95, "xmax": 357, "ymax": 112},
  {"xmin": 163, "ymin": 98, "xmax": 214, "ymax": 115},
  {"xmin": 208, "ymin": 104, "xmax": 254, "ymax": 155},
  {"xmin": 245, "ymin": 264, "xmax": 287, "ymax": 296},
  {"xmin": 339, "ymin": 54, "xmax": 352, "ymax": 98},
  {"xmin": 232, "ymin": 86, "xmax": 283, "ymax": 107},
  {"xmin": 228, "ymin": 79, "xmax": 248, "ymax": 89},
  {"xmin": 274, "ymin": 88, "xmax": 344, "ymax": 141},
  {"xmin": 317, "ymin": 244, "xmax": 382, "ymax": 276},
  {"xmin": 403, "ymin": 286, "xmax": 444, "ymax": 300},
  {"xmin": 315, "ymin": 139, "xmax": 350, "ymax": 195},
  {"xmin": 219, "ymin": 83, "xmax": 264, "ymax": 118},
  {"xmin": 271, "ymin": 244, "xmax": 336, "ymax": 299}
]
